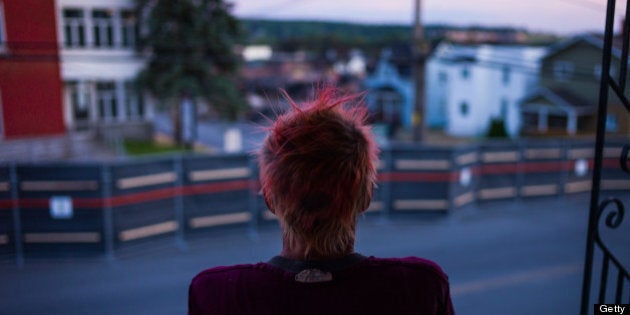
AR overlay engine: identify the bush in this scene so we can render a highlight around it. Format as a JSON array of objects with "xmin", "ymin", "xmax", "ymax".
[{"xmin": 486, "ymin": 118, "xmax": 509, "ymax": 138}]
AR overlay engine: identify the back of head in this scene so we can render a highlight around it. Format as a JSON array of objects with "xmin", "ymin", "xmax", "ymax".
[{"xmin": 258, "ymin": 86, "xmax": 379, "ymax": 259}]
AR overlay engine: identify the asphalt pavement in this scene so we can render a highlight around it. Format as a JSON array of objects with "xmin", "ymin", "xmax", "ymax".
[{"xmin": 0, "ymin": 193, "xmax": 615, "ymax": 314}]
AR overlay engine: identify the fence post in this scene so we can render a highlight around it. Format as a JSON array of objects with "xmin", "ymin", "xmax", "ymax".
[
  {"xmin": 173, "ymin": 155, "xmax": 188, "ymax": 251},
  {"xmin": 247, "ymin": 158, "xmax": 260, "ymax": 240},
  {"xmin": 516, "ymin": 140, "xmax": 525, "ymax": 201},
  {"xmin": 9, "ymin": 163, "xmax": 23, "ymax": 268},
  {"xmin": 101, "ymin": 164, "xmax": 115, "ymax": 261},
  {"xmin": 380, "ymin": 144, "xmax": 393, "ymax": 222}
]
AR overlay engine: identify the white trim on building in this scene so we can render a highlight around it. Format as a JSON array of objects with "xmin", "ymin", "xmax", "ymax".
[{"xmin": 56, "ymin": 0, "xmax": 151, "ymax": 131}]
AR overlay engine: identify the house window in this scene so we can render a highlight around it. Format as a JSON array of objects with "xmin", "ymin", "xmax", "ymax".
[
  {"xmin": 68, "ymin": 81, "xmax": 90, "ymax": 120},
  {"xmin": 438, "ymin": 72, "xmax": 448, "ymax": 83},
  {"xmin": 460, "ymin": 101, "xmax": 469, "ymax": 117},
  {"xmin": 461, "ymin": 66, "xmax": 470, "ymax": 79},
  {"xmin": 92, "ymin": 9, "xmax": 114, "ymax": 48},
  {"xmin": 124, "ymin": 81, "xmax": 144, "ymax": 119},
  {"xmin": 121, "ymin": 10, "xmax": 137, "ymax": 48},
  {"xmin": 96, "ymin": 82, "xmax": 118, "ymax": 120},
  {"xmin": 63, "ymin": 9, "xmax": 86, "ymax": 47},
  {"xmin": 502, "ymin": 66, "xmax": 510, "ymax": 85},
  {"xmin": 553, "ymin": 61, "xmax": 574, "ymax": 82}
]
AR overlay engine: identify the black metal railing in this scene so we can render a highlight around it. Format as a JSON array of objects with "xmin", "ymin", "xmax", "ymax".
[{"xmin": 581, "ymin": 0, "xmax": 630, "ymax": 313}]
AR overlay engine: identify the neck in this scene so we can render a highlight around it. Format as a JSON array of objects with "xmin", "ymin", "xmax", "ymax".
[{"xmin": 280, "ymin": 237, "xmax": 353, "ymax": 260}]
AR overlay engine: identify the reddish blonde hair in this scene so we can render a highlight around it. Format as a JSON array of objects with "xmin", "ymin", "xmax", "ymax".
[{"xmin": 258, "ymin": 86, "xmax": 379, "ymax": 258}]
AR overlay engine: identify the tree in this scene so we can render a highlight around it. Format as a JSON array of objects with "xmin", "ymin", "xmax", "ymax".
[
  {"xmin": 136, "ymin": 0, "xmax": 246, "ymax": 145},
  {"xmin": 486, "ymin": 118, "xmax": 509, "ymax": 139}
]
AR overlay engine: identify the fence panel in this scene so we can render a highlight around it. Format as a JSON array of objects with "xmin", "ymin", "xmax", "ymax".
[
  {"xmin": 600, "ymin": 138, "xmax": 630, "ymax": 194},
  {"xmin": 519, "ymin": 140, "xmax": 567, "ymax": 198},
  {"xmin": 565, "ymin": 140, "xmax": 595, "ymax": 195},
  {"xmin": 386, "ymin": 145, "xmax": 453, "ymax": 213},
  {"xmin": 450, "ymin": 145, "xmax": 479, "ymax": 209},
  {"xmin": 477, "ymin": 141, "xmax": 520, "ymax": 202},
  {"xmin": 16, "ymin": 163, "xmax": 104, "ymax": 254},
  {"xmin": 109, "ymin": 158, "xmax": 178, "ymax": 246},
  {"xmin": 183, "ymin": 154, "xmax": 253, "ymax": 232}
]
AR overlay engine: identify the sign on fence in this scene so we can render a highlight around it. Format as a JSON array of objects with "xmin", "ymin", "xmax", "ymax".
[{"xmin": 50, "ymin": 196, "xmax": 73, "ymax": 219}]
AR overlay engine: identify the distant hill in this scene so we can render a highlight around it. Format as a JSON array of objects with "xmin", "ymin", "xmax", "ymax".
[
  {"xmin": 238, "ymin": 19, "xmax": 552, "ymax": 57},
  {"xmin": 240, "ymin": 19, "xmax": 414, "ymax": 56}
]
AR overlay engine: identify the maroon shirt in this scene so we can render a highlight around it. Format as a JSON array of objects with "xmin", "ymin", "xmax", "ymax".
[{"xmin": 189, "ymin": 254, "xmax": 455, "ymax": 315}]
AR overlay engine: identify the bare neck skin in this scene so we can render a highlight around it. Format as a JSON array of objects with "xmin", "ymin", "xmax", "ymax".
[{"xmin": 279, "ymin": 232, "xmax": 354, "ymax": 261}]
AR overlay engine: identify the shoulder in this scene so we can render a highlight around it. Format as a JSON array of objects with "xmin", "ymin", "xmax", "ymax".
[
  {"xmin": 191, "ymin": 263, "xmax": 274, "ymax": 286},
  {"xmin": 362, "ymin": 256, "xmax": 450, "ymax": 282}
]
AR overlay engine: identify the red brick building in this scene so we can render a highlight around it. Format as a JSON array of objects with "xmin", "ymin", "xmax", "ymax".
[{"xmin": 0, "ymin": 0, "xmax": 65, "ymax": 139}]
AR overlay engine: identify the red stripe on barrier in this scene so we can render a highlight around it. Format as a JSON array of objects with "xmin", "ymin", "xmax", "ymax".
[
  {"xmin": 478, "ymin": 163, "xmax": 519, "ymax": 175},
  {"xmin": 18, "ymin": 199, "xmax": 49, "ymax": 208},
  {"xmin": 380, "ymin": 172, "xmax": 453, "ymax": 182},
  {"xmin": 519, "ymin": 161, "xmax": 573, "ymax": 173},
  {"xmin": 0, "ymin": 199, "xmax": 13, "ymax": 210},
  {"xmin": 182, "ymin": 179, "xmax": 252, "ymax": 196},
  {"xmin": 602, "ymin": 158, "xmax": 619, "ymax": 169},
  {"xmin": 11, "ymin": 179, "xmax": 253, "ymax": 209},
  {"xmin": 108, "ymin": 187, "xmax": 177, "ymax": 207},
  {"xmin": 3, "ymin": 159, "xmax": 622, "ymax": 210}
]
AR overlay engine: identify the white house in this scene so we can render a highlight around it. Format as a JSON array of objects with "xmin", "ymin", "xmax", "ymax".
[
  {"xmin": 426, "ymin": 43, "xmax": 546, "ymax": 138},
  {"xmin": 56, "ymin": 0, "xmax": 153, "ymax": 135}
]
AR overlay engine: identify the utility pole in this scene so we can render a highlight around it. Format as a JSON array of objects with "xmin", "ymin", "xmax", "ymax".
[{"xmin": 412, "ymin": 0, "xmax": 427, "ymax": 142}]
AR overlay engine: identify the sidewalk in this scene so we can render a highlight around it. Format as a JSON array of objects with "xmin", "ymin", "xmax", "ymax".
[{"xmin": 0, "ymin": 193, "xmax": 604, "ymax": 314}]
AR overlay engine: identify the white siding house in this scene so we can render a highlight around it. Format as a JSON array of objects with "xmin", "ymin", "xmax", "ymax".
[{"xmin": 427, "ymin": 43, "xmax": 546, "ymax": 138}]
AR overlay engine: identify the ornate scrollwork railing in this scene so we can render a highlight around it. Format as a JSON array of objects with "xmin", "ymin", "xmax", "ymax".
[
  {"xmin": 592, "ymin": 198, "xmax": 628, "ymax": 305},
  {"xmin": 581, "ymin": 0, "xmax": 630, "ymax": 314}
]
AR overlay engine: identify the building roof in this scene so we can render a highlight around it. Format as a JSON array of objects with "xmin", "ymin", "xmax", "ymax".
[
  {"xmin": 430, "ymin": 42, "xmax": 546, "ymax": 70},
  {"xmin": 542, "ymin": 33, "xmax": 629, "ymax": 61},
  {"xmin": 520, "ymin": 86, "xmax": 595, "ymax": 115}
]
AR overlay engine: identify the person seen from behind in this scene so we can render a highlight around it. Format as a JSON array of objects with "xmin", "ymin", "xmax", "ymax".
[{"xmin": 188, "ymin": 86, "xmax": 455, "ymax": 314}]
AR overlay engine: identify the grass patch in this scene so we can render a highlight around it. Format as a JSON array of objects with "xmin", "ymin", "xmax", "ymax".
[{"xmin": 123, "ymin": 139, "xmax": 190, "ymax": 156}]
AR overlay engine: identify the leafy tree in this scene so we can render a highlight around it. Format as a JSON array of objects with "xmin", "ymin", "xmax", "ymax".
[
  {"xmin": 135, "ymin": 0, "xmax": 246, "ymax": 145},
  {"xmin": 486, "ymin": 118, "xmax": 509, "ymax": 138}
]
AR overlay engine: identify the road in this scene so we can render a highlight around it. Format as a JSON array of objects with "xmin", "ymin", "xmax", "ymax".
[{"xmin": 0, "ymin": 193, "xmax": 611, "ymax": 314}]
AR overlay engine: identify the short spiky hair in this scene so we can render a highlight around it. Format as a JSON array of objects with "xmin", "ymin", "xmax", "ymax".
[{"xmin": 258, "ymin": 86, "xmax": 379, "ymax": 258}]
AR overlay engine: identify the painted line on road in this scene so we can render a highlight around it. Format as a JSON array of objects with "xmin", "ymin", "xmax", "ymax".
[{"xmin": 451, "ymin": 262, "xmax": 582, "ymax": 297}]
